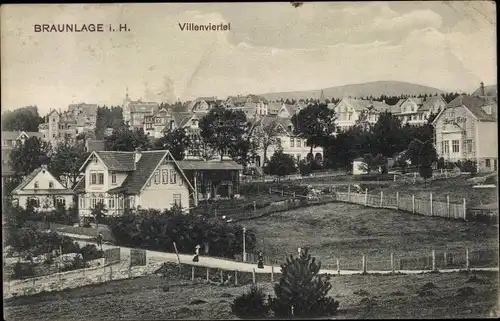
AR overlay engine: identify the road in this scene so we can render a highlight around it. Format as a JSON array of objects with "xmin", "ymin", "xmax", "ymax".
[{"xmin": 72, "ymin": 236, "xmax": 499, "ymax": 276}]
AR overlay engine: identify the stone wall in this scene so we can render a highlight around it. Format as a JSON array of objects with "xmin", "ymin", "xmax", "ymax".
[{"xmin": 4, "ymin": 262, "xmax": 164, "ymax": 299}]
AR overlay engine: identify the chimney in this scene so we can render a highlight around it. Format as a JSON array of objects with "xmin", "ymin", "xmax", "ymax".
[
  {"xmin": 480, "ymin": 82, "xmax": 485, "ymax": 96},
  {"xmin": 135, "ymin": 147, "xmax": 142, "ymax": 163}
]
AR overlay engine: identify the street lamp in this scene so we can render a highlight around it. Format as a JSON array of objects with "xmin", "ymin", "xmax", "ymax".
[{"xmin": 243, "ymin": 227, "xmax": 247, "ymax": 262}]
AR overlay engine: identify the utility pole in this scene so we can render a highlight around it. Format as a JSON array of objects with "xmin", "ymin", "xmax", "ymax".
[{"xmin": 243, "ymin": 227, "xmax": 247, "ymax": 262}]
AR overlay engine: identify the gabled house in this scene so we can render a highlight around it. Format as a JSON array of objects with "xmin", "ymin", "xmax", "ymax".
[
  {"xmin": 2, "ymin": 131, "xmax": 45, "ymax": 183},
  {"xmin": 188, "ymin": 97, "xmax": 219, "ymax": 114},
  {"xmin": 250, "ymin": 115, "xmax": 323, "ymax": 167},
  {"xmin": 73, "ymin": 149, "xmax": 196, "ymax": 217},
  {"xmin": 277, "ymin": 104, "xmax": 298, "ymax": 119},
  {"xmin": 11, "ymin": 165, "xmax": 74, "ymax": 210},
  {"xmin": 144, "ymin": 108, "xmax": 172, "ymax": 138},
  {"xmin": 393, "ymin": 96, "xmax": 447, "ymax": 125},
  {"xmin": 331, "ymin": 98, "xmax": 390, "ymax": 131},
  {"xmin": 226, "ymin": 95, "xmax": 269, "ymax": 116},
  {"xmin": 432, "ymin": 91, "xmax": 497, "ymax": 172}
]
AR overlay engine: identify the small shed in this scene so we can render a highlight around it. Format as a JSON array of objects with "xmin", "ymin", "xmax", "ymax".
[{"xmin": 352, "ymin": 157, "xmax": 368, "ymax": 175}]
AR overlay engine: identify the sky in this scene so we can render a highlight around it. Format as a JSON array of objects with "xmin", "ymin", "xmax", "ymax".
[{"xmin": 1, "ymin": 2, "xmax": 496, "ymax": 115}]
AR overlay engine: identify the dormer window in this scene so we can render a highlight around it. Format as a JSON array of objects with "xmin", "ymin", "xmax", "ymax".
[
  {"xmin": 49, "ymin": 181, "xmax": 54, "ymax": 188},
  {"xmin": 482, "ymin": 105, "xmax": 492, "ymax": 115},
  {"xmin": 34, "ymin": 181, "xmax": 39, "ymax": 189}
]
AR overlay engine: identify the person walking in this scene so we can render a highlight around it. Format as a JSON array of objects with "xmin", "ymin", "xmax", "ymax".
[
  {"xmin": 96, "ymin": 232, "xmax": 103, "ymax": 249},
  {"xmin": 257, "ymin": 251, "xmax": 264, "ymax": 269},
  {"xmin": 193, "ymin": 244, "xmax": 200, "ymax": 262}
]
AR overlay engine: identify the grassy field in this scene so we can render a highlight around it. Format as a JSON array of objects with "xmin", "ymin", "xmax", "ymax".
[
  {"xmin": 4, "ymin": 271, "xmax": 498, "ymax": 320},
  {"xmin": 243, "ymin": 202, "xmax": 498, "ymax": 268}
]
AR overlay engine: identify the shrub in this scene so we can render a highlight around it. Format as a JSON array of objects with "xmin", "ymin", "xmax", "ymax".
[
  {"xmin": 12, "ymin": 261, "xmax": 36, "ymax": 279},
  {"xmin": 298, "ymin": 160, "xmax": 313, "ymax": 176},
  {"xmin": 108, "ymin": 210, "xmax": 257, "ymax": 259},
  {"xmin": 61, "ymin": 255, "xmax": 87, "ymax": 272},
  {"xmin": 79, "ymin": 244, "xmax": 104, "ymax": 261},
  {"xmin": 231, "ymin": 285, "xmax": 270, "ymax": 319},
  {"xmin": 270, "ymin": 249, "xmax": 339, "ymax": 318}
]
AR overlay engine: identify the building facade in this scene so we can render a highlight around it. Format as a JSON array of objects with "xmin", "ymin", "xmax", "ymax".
[
  {"xmin": 74, "ymin": 149, "xmax": 194, "ymax": 217},
  {"xmin": 433, "ymin": 93, "xmax": 497, "ymax": 172},
  {"xmin": 330, "ymin": 98, "xmax": 390, "ymax": 131},
  {"xmin": 392, "ymin": 96, "xmax": 447, "ymax": 125},
  {"xmin": 11, "ymin": 165, "xmax": 74, "ymax": 210}
]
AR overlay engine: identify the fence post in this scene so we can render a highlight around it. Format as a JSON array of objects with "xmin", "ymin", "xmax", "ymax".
[
  {"xmin": 191, "ymin": 266, "xmax": 195, "ymax": 281},
  {"xmin": 220, "ymin": 270, "xmax": 224, "ymax": 284},
  {"xmin": 364, "ymin": 188, "xmax": 368, "ymax": 206},
  {"xmin": 348, "ymin": 185, "xmax": 351, "ymax": 202},
  {"xmin": 465, "ymin": 248, "xmax": 470, "ymax": 271},
  {"xmin": 214, "ymin": 209, "xmax": 217, "ymax": 218},
  {"xmin": 412, "ymin": 195, "xmax": 415, "ymax": 213},
  {"xmin": 446, "ymin": 195, "xmax": 450, "ymax": 218},
  {"xmin": 337, "ymin": 258, "xmax": 340, "ymax": 275},
  {"xmin": 110, "ymin": 265, "xmax": 113, "ymax": 280},
  {"xmin": 128, "ymin": 262, "xmax": 132, "ymax": 278},
  {"xmin": 396, "ymin": 192, "xmax": 399, "ymax": 209},
  {"xmin": 293, "ymin": 192, "xmax": 296, "ymax": 199},
  {"xmin": 362, "ymin": 255, "xmax": 367, "ymax": 274},
  {"xmin": 432, "ymin": 250, "xmax": 436, "ymax": 271},
  {"xmin": 463, "ymin": 198, "xmax": 467, "ymax": 221},
  {"xmin": 379, "ymin": 191, "xmax": 383, "ymax": 207},
  {"xmin": 234, "ymin": 270, "xmax": 238, "ymax": 286},
  {"xmin": 252, "ymin": 268, "xmax": 256, "ymax": 284},
  {"xmin": 445, "ymin": 170, "xmax": 448, "ymax": 178},
  {"xmin": 393, "ymin": 174, "xmax": 396, "ymax": 182},
  {"xmin": 271, "ymin": 266, "xmax": 274, "ymax": 282},
  {"xmin": 444, "ymin": 252, "xmax": 447, "ymax": 268},
  {"xmin": 253, "ymin": 201, "xmax": 256, "ymax": 216},
  {"xmin": 269, "ymin": 188, "xmax": 271, "ymax": 194},
  {"xmin": 413, "ymin": 172, "xmax": 416, "ymax": 184},
  {"xmin": 391, "ymin": 253, "xmax": 395, "ymax": 274},
  {"xmin": 206, "ymin": 268, "xmax": 209, "ymax": 282},
  {"xmin": 430, "ymin": 192, "xmax": 433, "ymax": 216}
]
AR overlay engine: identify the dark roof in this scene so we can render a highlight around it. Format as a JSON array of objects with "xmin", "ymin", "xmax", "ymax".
[
  {"xmin": 86, "ymin": 139, "xmax": 105, "ymax": 152},
  {"xmin": 177, "ymin": 160, "xmax": 243, "ymax": 171},
  {"xmin": 73, "ymin": 177, "xmax": 85, "ymax": 193},
  {"xmin": 96, "ymin": 151, "xmax": 136, "ymax": 171},
  {"xmin": 471, "ymin": 84, "xmax": 497, "ymax": 97},
  {"xmin": 12, "ymin": 167, "xmax": 43, "ymax": 193},
  {"xmin": 109, "ymin": 151, "xmax": 168, "ymax": 194},
  {"xmin": 447, "ymin": 95, "xmax": 497, "ymax": 121}
]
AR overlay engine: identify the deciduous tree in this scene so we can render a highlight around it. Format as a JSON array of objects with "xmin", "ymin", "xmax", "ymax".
[
  {"xmin": 104, "ymin": 126, "xmax": 151, "ymax": 151},
  {"xmin": 1, "ymin": 106, "xmax": 43, "ymax": 132},
  {"xmin": 292, "ymin": 103, "xmax": 336, "ymax": 155},
  {"xmin": 49, "ymin": 139, "xmax": 89, "ymax": 188},
  {"xmin": 9, "ymin": 137, "xmax": 51, "ymax": 176},
  {"xmin": 199, "ymin": 106, "xmax": 249, "ymax": 161},
  {"xmin": 153, "ymin": 128, "xmax": 191, "ymax": 160},
  {"xmin": 266, "ymin": 147, "xmax": 297, "ymax": 181}
]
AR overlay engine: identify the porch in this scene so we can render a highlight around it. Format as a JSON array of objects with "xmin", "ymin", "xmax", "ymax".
[{"xmin": 177, "ymin": 160, "xmax": 243, "ymax": 206}]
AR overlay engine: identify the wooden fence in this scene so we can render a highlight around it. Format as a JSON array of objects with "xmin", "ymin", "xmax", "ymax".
[{"xmin": 334, "ymin": 189, "xmax": 467, "ymax": 220}]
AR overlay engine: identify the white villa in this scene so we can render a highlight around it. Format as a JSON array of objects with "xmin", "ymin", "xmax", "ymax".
[{"xmin": 11, "ymin": 165, "xmax": 74, "ymax": 210}]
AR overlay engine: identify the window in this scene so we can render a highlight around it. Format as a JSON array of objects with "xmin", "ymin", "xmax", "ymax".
[
  {"xmin": 485, "ymin": 159, "xmax": 491, "ymax": 168},
  {"xmin": 98, "ymin": 173, "xmax": 104, "ymax": 185},
  {"xmin": 29, "ymin": 197, "xmax": 40, "ymax": 207},
  {"xmin": 173, "ymin": 194, "xmax": 181, "ymax": 206},
  {"xmin": 452, "ymin": 140, "xmax": 460, "ymax": 153},
  {"xmin": 108, "ymin": 198, "xmax": 115, "ymax": 209},
  {"xmin": 297, "ymin": 139, "xmax": 301, "ymax": 147},
  {"xmin": 154, "ymin": 170, "xmax": 160, "ymax": 184},
  {"xmin": 93, "ymin": 156, "xmax": 98, "ymax": 164},
  {"xmin": 129, "ymin": 196, "xmax": 135, "ymax": 208},
  {"xmin": 91, "ymin": 197, "xmax": 97, "ymax": 208},
  {"xmin": 79, "ymin": 197, "xmax": 85, "ymax": 208},
  {"xmin": 34, "ymin": 181, "xmax": 39, "ymax": 189},
  {"xmin": 297, "ymin": 154, "xmax": 301, "ymax": 162},
  {"xmin": 56, "ymin": 198, "xmax": 65, "ymax": 206},
  {"xmin": 170, "ymin": 170, "xmax": 177, "ymax": 184},
  {"xmin": 466, "ymin": 140, "xmax": 473, "ymax": 153},
  {"xmin": 52, "ymin": 134, "xmax": 56, "ymax": 138},
  {"xmin": 348, "ymin": 113, "xmax": 352, "ymax": 121},
  {"xmin": 49, "ymin": 181, "xmax": 54, "ymax": 188},
  {"xmin": 162, "ymin": 169, "xmax": 168, "ymax": 184},
  {"xmin": 442, "ymin": 140, "xmax": 449, "ymax": 154},
  {"xmin": 111, "ymin": 173, "xmax": 117, "ymax": 185},
  {"xmin": 290, "ymin": 138, "xmax": 294, "ymax": 147}
]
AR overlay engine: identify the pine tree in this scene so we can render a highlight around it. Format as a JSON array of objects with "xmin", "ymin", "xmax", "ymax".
[{"xmin": 270, "ymin": 249, "xmax": 339, "ymax": 318}]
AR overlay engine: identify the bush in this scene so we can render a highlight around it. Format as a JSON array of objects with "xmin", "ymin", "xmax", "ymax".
[
  {"xmin": 61, "ymin": 255, "xmax": 87, "ymax": 272},
  {"xmin": 231, "ymin": 285, "xmax": 270, "ymax": 319},
  {"xmin": 12, "ymin": 261, "xmax": 36, "ymax": 279},
  {"xmin": 79, "ymin": 244, "xmax": 104, "ymax": 261},
  {"xmin": 270, "ymin": 249, "xmax": 339, "ymax": 318},
  {"xmin": 108, "ymin": 210, "xmax": 257, "ymax": 259}
]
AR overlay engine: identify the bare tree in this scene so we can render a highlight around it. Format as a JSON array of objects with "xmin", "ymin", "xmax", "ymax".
[{"xmin": 254, "ymin": 120, "xmax": 281, "ymax": 166}]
